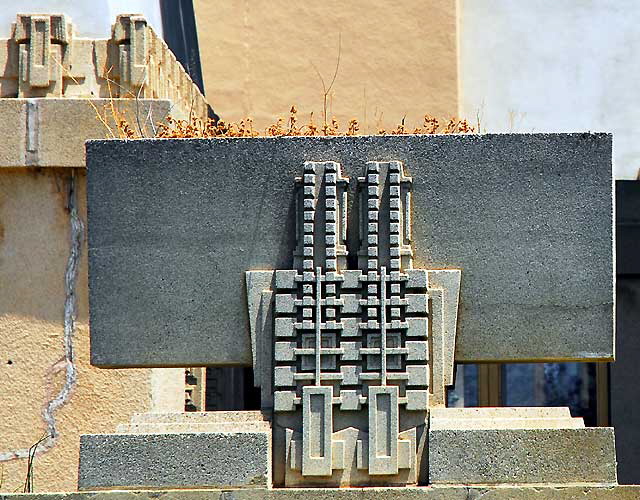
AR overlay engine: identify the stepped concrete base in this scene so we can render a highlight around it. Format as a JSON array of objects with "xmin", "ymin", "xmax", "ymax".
[
  {"xmin": 4, "ymin": 486, "xmax": 640, "ymax": 499},
  {"xmin": 429, "ymin": 406, "xmax": 585, "ymax": 429},
  {"xmin": 429, "ymin": 408, "xmax": 617, "ymax": 485},
  {"xmin": 78, "ymin": 411, "xmax": 271, "ymax": 491}
]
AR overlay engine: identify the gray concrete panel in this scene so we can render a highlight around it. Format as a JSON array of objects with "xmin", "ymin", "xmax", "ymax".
[
  {"xmin": 87, "ymin": 134, "xmax": 613, "ymax": 367},
  {"xmin": 78, "ymin": 432, "xmax": 270, "ymax": 490},
  {"xmin": 429, "ymin": 427, "xmax": 617, "ymax": 485}
]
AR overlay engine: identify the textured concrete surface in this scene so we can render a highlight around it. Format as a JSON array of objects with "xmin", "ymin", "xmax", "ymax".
[
  {"xmin": 0, "ymin": 169, "xmax": 183, "ymax": 493},
  {"xmin": 87, "ymin": 134, "xmax": 613, "ymax": 367},
  {"xmin": 4, "ymin": 486, "xmax": 640, "ymax": 499},
  {"xmin": 78, "ymin": 432, "xmax": 271, "ymax": 490},
  {"xmin": 429, "ymin": 427, "xmax": 617, "ymax": 484},
  {"xmin": 194, "ymin": 1, "xmax": 458, "ymax": 131},
  {"xmin": 248, "ymin": 160, "xmax": 442, "ymax": 487}
]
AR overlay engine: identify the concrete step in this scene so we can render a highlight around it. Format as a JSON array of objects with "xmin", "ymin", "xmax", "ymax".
[
  {"xmin": 430, "ymin": 406, "xmax": 583, "ymax": 430},
  {"xmin": 430, "ymin": 416, "xmax": 584, "ymax": 430},
  {"xmin": 130, "ymin": 410, "xmax": 270, "ymax": 424},
  {"xmin": 430, "ymin": 406, "xmax": 573, "ymax": 419},
  {"xmin": 117, "ymin": 421, "xmax": 271, "ymax": 434}
]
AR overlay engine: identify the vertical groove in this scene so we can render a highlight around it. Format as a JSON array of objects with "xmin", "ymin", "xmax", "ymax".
[
  {"xmin": 302, "ymin": 162, "xmax": 316, "ymax": 273},
  {"xmin": 341, "ymin": 190, "xmax": 348, "ymax": 242},
  {"xmin": 324, "ymin": 164, "xmax": 337, "ymax": 271},
  {"xmin": 404, "ymin": 191, "xmax": 412, "ymax": 242},
  {"xmin": 380, "ymin": 266, "xmax": 387, "ymax": 385},
  {"xmin": 25, "ymin": 99, "xmax": 39, "ymax": 166},
  {"xmin": 367, "ymin": 163, "xmax": 380, "ymax": 271},
  {"xmin": 315, "ymin": 268, "xmax": 322, "ymax": 386}
]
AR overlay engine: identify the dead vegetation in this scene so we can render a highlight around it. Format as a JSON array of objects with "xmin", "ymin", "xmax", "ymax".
[
  {"xmin": 66, "ymin": 44, "xmax": 476, "ymax": 140},
  {"xmin": 151, "ymin": 106, "xmax": 476, "ymax": 139}
]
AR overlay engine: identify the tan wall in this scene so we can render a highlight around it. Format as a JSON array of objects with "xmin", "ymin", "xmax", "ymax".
[
  {"xmin": 0, "ymin": 12, "xmax": 212, "ymax": 491},
  {"xmin": 0, "ymin": 170, "xmax": 183, "ymax": 493},
  {"xmin": 194, "ymin": 0, "xmax": 458, "ymax": 132}
]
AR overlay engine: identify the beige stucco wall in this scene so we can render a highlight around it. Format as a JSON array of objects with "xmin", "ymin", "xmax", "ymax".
[
  {"xmin": 194, "ymin": 0, "xmax": 459, "ymax": 132},
  {"xmin": 0, "ymin": 166, "xmax": 183, "ymax": 492},
  {"xmin": 0, "ymin": 8, "xmax": 213, "ymax": 488}
]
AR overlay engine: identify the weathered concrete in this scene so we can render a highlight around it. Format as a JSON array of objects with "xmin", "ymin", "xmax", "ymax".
[
  {"xmin": 4, "ymin": 485, "xmax": 640, "ymax": 499},
  {"xmin": 78, "ymin": 431, "xmax": 271, "ymax": 490},
  {"xmin": 429, "ymin": 427, "xmax": 617, "ymax": 485},
  {"xmin": 87, "ymin": 134, "xmax": 613, "ymax": 368}
]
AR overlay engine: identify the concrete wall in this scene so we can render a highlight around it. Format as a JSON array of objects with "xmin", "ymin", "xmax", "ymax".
[
  {"xmin": 194, "ymin": 0, "xmax": 458, "ymax": 132},
  {"xmin": 0, "ymin": 0, "xmax": 163, "ymax": 38},
  {"xmin": 459, "ymin": 0, "xmax": 640, "ymax": 180},
  {"xmin": 0, "ymin": 168, "xmax": 184, "ymax": 492}
]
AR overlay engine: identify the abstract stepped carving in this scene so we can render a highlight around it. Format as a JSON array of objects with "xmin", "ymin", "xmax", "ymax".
[
  {"xmin": 246, "ymin": 160, "xmax": 462, "ymax": 486},
  {"xmin": 1, "ymin": 13, "xmax": 208, "ymax": 120}
]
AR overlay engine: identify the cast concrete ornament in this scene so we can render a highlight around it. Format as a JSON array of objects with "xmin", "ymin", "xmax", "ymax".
[{"xmin": 246, "ymin": 160, "xmax": 461, "ymax": 486}]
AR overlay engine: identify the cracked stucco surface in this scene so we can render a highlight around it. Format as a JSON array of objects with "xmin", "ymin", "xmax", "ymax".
[{"xmin": 0, "ymin": 169, "xmax": 183, "ymax": 492}]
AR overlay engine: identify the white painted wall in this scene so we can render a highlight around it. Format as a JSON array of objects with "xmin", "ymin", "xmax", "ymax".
[
  {"xmin": 0, "ymin": 0, "xmax": 162, "ymax": 38},
  {"xmin": 459, "ymin": 0, "xmax": 640, "ymax": 179}
]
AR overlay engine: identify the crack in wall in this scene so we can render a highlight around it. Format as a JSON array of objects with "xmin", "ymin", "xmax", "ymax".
[{"xmin": 0, "ymin": 174, "xmax": 85, "ymax": 462}]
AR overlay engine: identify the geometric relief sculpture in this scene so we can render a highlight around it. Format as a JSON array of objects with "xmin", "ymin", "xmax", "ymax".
[{"xmin": 246, "ymin": 160, "xmax": 462, "ymax": 486}]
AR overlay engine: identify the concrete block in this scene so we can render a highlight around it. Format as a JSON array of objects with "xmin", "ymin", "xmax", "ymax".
[
  {"xmin": 0, "ymin": 98, "xmax": 171, "ymax": 168},
  {"xmin": 37, "ymin": 99, "xmax": 171, "ymax": 167},
  {"xmin": 0, "ymin": 99, "xmax": 26, "ymax": 165},
  {"xmin": 255, "ymin": 160, "xmax": 440, "ymax": 486},
  {"xmin": 429, "ymin": 427, "xmax": 617, "ymax": 485},
  {"xmin": 86, "ymin": 134, "xmax": 613, "ymax": 367},
  {"xmin": 78, "ymin": 431, "xmax": 271, "ymax": 490}
]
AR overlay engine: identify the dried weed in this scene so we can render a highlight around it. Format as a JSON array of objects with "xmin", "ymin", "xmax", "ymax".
[{"xmin": 153, "ymin": 107, "xmax": 476, "ymax": 139}]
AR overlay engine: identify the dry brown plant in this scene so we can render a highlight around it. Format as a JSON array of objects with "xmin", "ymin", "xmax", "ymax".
[
  {"xmin": 154, "ymin": 110, "xmax": 476, "ymax": 139},
  {"xmin": 158, "ymin": 110, "xmax": 476, "ymax": 138}
]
